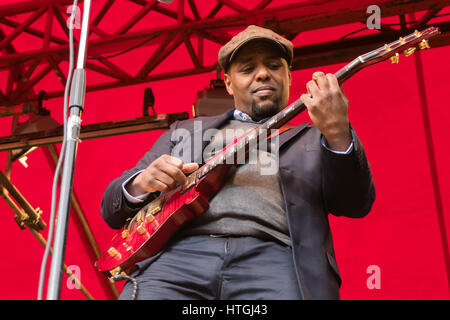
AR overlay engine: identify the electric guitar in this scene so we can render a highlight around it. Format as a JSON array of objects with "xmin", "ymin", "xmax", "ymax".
[{"xmin": 96, "ymin": 26, "xmax": 440, "ymax": 279}]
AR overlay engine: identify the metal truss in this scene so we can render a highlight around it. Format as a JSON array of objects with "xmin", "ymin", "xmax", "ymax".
[
  {"xmin": 0, "ymin": 112, "xmax": 188, "ymax": 152},
  {"xmin": 0, "ymin": 167, "xmax": 97, "ymax": 299},
  {"xmin": 0, "ymin": 111, "xmax": 187, "ymax": 300}
]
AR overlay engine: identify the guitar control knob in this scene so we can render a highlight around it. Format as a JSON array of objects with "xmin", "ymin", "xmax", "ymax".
[
  {"xmin": 145, "ymin": 213, "xmax": 155, "ymax": 223},
  {"xmin": 145, "ymin": 213, "xmax": 159, "ymax": 226},
  {"xmin": 136, "ymin": 224, "xmax": 148, "ymax": 235},
  {"xmin": 107, "ymin": 247, "xmax": 122, "ymax": 260}
]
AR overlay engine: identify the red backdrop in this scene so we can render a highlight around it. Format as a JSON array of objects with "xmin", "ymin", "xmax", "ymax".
[{"xmin": 0, "ymin": 1, "xmax": 449, "ymax": 300}]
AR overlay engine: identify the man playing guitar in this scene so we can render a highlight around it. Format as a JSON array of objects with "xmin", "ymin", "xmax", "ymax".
[{"xmin": 100, "ymin": 25, "xmax": 375, "ymax": 300}]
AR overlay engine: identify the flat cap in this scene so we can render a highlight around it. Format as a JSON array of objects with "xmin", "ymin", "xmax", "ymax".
[{"xmin": 218, "ymin": 25, "xmax": 294, "ymax": 72}]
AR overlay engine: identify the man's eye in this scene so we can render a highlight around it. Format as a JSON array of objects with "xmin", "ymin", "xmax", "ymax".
[
  {"xmin": 269, "ymin": 63, "xmax": 281, "ymax": 69},
  {"xmin": 241, "ymin": 66, "xmax": 253, "ymax": 73}
]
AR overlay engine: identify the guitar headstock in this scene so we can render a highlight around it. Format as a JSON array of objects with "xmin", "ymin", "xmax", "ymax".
[{"xmin": 359, "ymin": 27, "xmax": 441, "ymax": 65}]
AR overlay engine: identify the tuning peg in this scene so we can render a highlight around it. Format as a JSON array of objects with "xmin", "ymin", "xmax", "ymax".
[
  {"xmin": 121, "ymin": 229, "xmax": 130, "ymax": 239},
  {"xmin": 402, "ymin": 47, "xmax": 417, "ymax": 56},
  {"xmin": 389, "ymin": 53, "xmax": 400, "ymax": 64},
  {"xmin": 418, "ymin": 39, "xmax": 431, "ymax": 50}
]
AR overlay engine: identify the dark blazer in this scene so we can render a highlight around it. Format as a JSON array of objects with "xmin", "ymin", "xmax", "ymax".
[{"xmin": 101, "ymin": 110, "xmax": 376, "ymax": 299}]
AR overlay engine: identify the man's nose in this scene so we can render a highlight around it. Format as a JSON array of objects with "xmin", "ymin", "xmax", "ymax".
[{"xmin": 255, "ymin": 65, "xmax": 270, "ymax": 81}]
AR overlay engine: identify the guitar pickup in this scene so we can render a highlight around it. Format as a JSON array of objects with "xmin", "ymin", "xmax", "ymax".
[{"xmin": 107, "ymin": 247, "xmax": 122, "ymax": 260}]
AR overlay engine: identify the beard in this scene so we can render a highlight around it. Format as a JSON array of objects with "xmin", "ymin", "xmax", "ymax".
[{"xmin": 251, "ymin": 96, "xmax": 280, "ymax": 121}]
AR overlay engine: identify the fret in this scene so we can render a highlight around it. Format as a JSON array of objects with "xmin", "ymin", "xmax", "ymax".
[
  {"xmin": 265, "ymin": 117, "xmax": 276, "ymax": 129},
  {"xmin": 204, "ymin": 164, "xmax": 211, "ymax": 175},
  {"xmin": 247, "ymin": 130, "xmax": 257, "ymax": 142},
  {"xmin": 215, "ymin": 154, "xmax": 224, "ymax": 167}
]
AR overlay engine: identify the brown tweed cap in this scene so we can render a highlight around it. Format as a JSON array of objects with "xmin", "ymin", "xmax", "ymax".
[{"xmin": 218, "ymin": 25, "xmax": 294, "ymax": 72}]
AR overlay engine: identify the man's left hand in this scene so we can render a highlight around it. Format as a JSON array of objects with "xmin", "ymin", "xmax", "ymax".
[{"xmin": 300, "ymin": 72, "xmax": 351, "ymax": 152}]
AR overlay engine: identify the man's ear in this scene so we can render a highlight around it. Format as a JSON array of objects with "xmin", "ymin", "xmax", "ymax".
[
  {"xmin": 223, "ymin": 72, "xmax": 234, "ymax": 96},
  {"xmin": 288, "ymin": 70, "xmax": 292, "ymax": 87}
]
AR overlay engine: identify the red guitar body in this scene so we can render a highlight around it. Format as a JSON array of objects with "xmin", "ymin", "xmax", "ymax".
[{"xmin": 96, "ymin": 165, "xmax": 230, "ymax": 277}]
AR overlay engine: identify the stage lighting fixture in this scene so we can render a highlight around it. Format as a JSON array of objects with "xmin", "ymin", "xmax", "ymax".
[
  {"xmin": 192, "ymin": 79, "xmax": 234, "ymax": 117},
  {"xmin": 11, "ymin": 114, "xmax": 61, "ymax": 166}
]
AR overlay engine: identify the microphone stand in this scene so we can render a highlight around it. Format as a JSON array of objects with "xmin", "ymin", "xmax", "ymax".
[{"xmin": 46, "ymin": 0, "xmax": 92, "ymax": 300}]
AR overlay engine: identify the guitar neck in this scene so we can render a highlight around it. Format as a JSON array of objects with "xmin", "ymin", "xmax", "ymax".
[
  {"xmin": 192, "ymin": 58, "xmax": 363, "ymax": 183},
  {"xmin": 193, "ymin": 25, "xmax": 441, "ymax": 182}
]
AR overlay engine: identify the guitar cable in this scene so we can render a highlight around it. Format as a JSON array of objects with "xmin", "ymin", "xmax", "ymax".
[
  {"xmin": 37, "ymin": 0, "xmax": 77, "ymax": 300},
  {"xmin": 112, "ymin": 274, "xmax": 138, "ymax": 300}
]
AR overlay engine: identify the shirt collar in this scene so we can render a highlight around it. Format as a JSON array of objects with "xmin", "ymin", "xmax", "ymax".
[{"xmin": 233, "ymin": 109, "xmax": 269, "ymax": 124}]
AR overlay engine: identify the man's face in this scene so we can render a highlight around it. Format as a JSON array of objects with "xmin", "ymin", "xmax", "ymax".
[{"xmin": 224, "ymin": 40, "xmax": 291, "ymax": 121}]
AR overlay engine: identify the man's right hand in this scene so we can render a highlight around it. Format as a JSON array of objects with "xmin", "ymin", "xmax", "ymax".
[{"xmin": 126, "ymin": 155, "xmax": 199, "ymax": 197}]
